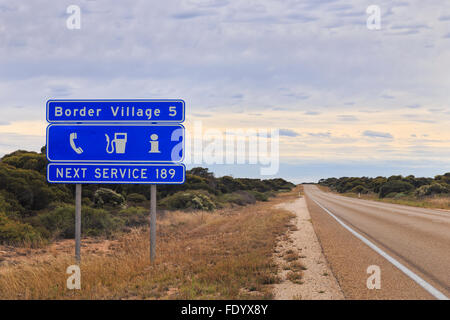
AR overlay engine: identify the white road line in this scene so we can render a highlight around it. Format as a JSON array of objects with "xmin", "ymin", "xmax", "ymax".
[{"xmin": 311, "ymin": 198, "xmax": 449, "ymax": 300}]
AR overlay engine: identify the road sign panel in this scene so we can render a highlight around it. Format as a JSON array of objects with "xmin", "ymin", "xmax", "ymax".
[
  {"xmin": 47, "ymin": 99, "xmax": 185, "ymax": 123},
  {"xmin": 46, "ymin": 124, "xmax": 184, "ymax": 163},
  {"xmin": 47, "ymin": 163, "xmax": 186, "ymax": 184}
]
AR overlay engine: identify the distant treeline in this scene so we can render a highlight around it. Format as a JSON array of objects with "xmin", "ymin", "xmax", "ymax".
[
  {"xmin": 319, "ymin": 174, "xmax": 450, "ymax": 198},
  {"xmin": 0, "ymin": 147, "xmax": 294, "ymax": 246}
]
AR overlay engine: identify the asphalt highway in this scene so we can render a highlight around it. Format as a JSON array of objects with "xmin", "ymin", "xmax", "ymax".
[{"xmin": 304, "ymin": 185, "xmax": 450, "ymax": 300}]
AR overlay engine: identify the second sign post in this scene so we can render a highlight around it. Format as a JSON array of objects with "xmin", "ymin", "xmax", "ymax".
[{"xmin": 46, "ymin": 99, "xmax": 186, "ymax": 263}]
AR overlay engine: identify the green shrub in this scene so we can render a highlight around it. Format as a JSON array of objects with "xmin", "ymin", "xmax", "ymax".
[
  {"xmin": 36, "ymin": 204, "xmax": 126, "ymax": 238},
  {"xmin": 0, "ymin": 163, "xmax": 69, "ymax": 211},
  {"xmin": 384, "ymin": 192, "xmax": 398, "ymax": 198},
  {"xmin": 415, "ymin": 183, "xmax": 450, "ymax": 197},
  {"xmin": 118, "ymin": 206, "xmax": 148, "ymax": 227},
  {"xmin": 350, "ymin": 185, "xmax": 369, "ymax": 194},
  {"xmin": 248, "ymin": 190, "xmax": 269, "ymax": 202},
  {"xmin": 0, "ymin": 212, "xmax": 42, "ymax": 245},
  {"xmin": 160, "ymin": 191, "xmax": 217, "ymax": 211},
  {"xmin": 379, "ymin": 180, "xmax": 414, "ymax": 198},
  {"xmin": 126, "ymin": 193, "xmax": 147, "ymax": 204},
  {"xmin": 1, "ymin": 150, "xmax": 47, "ymax": 174},
  {"xmin": 94, "ymin": 188, "xmax": 125, "ymax": 208},
  {"xmin": 393, "ymin": 193, "xmax": 408, "ymax": 199},
  {"xmin": 219, "ymin": 191, "xmax": 256, "ymax": 206}
]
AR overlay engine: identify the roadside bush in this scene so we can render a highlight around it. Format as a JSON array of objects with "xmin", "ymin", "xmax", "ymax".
[
  {"xmin": 379, "ymin": 180, "xmax": 414, "ymax": 198},
  {"xmin": 248, "ymin": 190, "xmax": 269, "ymax": 202},
  {"xmin": 350, "ymin": 185, "xmax": 369, "ymax": 194},
  {"xmin": 415, "ymin": 183, "xmax": 450, "ymax": 197},
  {"xmin": 0, "ymin": 163, "xmax": 58, "ymax": 211},
  {"xmin": 0, "ymin": 212, "xmax": 42, "ymax": 246},
  {"xmin": 384, "ymin": 192, "xmax": 398, "ymax": 198},
  {"xmin": 36, "ymin": 204, "xmax": 126, "ymax": 238},
  {"xmin": 118, "ymin": 206, "xmax": 148, "ymax": 227},
  {"xmin": 126, "ymin": 193, "xmax": 147, "ymax": 204},
  {"xmin": 1, "ymin": 150, "xmax": 47, "ymax": 174},
  {"xmin": 219, "ymin": 191, "xmax": 256, "ymax": 206},
  {"xmin": 94, "ymin": 188, "xmax": 125, "ymax": 208},
  {"xmin": 160, "ymin": 191, "xmax": 217, "ymax": 211}
]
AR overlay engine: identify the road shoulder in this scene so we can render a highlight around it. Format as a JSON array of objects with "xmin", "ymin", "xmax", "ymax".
[{"xmin": 273, "ymin": 196, "xmax": 344, "ymax": 300}]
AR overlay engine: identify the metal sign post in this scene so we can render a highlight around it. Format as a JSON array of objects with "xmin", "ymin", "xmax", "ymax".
[
  {"xmin": 46, "ymin": 99, "xmax": 185, "ymax": 264},
  {"xmin": 75, "ymin": 184, "xmax": 82, "ymax": 263},
  {"xmin": 150, "ymin": 185, "xmax": 157, "ymax": 263}
]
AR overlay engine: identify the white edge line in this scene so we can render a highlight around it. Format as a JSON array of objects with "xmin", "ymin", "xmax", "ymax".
[{"xmin": 312, "ymin": 198, "xmax": 449, "ymax": 300}]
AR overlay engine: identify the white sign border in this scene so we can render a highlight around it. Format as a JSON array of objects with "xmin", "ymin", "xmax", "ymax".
[
  {"xmin": 46, "ymin": 123, "xmax": 185, "ymax": 163},
  {"xmin": 46, "ymin": 99, "xmax": 185, "ymax": 123},
  {"xmin": 47, "ymin": 163, "xmax": 186, "ymax": 184}
]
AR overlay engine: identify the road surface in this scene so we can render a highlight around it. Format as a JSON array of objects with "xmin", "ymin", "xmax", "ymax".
[{"xmin": 304, "ymin": 185, "xmax": 450, "ymax": 300}]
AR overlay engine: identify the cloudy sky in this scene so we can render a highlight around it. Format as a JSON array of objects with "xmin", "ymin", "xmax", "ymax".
[{"xmin": 0, "ymin": 0, "xmax": 449, "ymax": 182}]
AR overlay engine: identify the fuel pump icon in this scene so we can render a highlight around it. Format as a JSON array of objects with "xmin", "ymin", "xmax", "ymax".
[{"xmin": 105, "ymin": 133, "xmax": 128, "ymax": 154}]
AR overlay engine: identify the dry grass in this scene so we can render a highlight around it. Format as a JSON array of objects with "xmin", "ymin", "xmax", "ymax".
[
  {"xmin": 0, "ymin": 189, "xmax": 299, "ymax": 300},
  {"xmin": 289, "ymin": 261, "xmax": 306, "ymax": 272},
  {"xmin": 283, "ymin": 250, "xmax": 300, "ymax": 263},
  {"xmin": 286, "ymin": 271, "xmax": 303, "ymax": 284}
]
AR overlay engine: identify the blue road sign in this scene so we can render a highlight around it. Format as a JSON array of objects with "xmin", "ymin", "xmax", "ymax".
[
  {"xmin": 47, "ymin": 163, "xmax": 185, "ymax": 184},
  {"xmin": 47, "ymin": 124, "xmax": 184, "ymax": 163},
  {"xmin": 47, "ymin": 99, "xmax": 185, "ymax": 123}
]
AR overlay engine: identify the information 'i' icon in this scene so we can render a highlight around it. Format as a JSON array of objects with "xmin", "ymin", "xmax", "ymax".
[{"xmin": 149, "ymin": 134, "xmax": 161, "ymax": 153}]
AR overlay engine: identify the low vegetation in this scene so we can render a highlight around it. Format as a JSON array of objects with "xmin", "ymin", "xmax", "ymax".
[
  {"xmin": 319, "ymin": 173, "xmax": 450, "ymax": 209},
  {"xmin": 0, "ymin": 189, "xmax": 299, "ymax": 299},
  {"xmin": 0, "ymin": 148, "xmax": 294, "ymax": 246}
]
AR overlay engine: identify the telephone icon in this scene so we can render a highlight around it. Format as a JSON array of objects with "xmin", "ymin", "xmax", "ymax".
[{"xmin": 69, "ymin": 132, "xmax": 83, "ymax": 154}]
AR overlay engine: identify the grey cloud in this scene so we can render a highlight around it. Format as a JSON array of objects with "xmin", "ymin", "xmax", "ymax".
[
  {"xmin": 362, "ymin": 130, "xmax": 393, "ymax": 139},
  {"xmin": 335, "ymin": 11, "xmax": 361, "ymax": 18},
  {"xmin": 327, "ymin": 4, "xmax": 353, "ymax": 12},
  {"xmin": 337, "ymin": 115, "xmax": 358, "ymax": 122},
  {"xmin": 282, "ymin": 93, "xmax": 310, "ymax": 100},
  {"xmin": 171, "ymin": 11, "xmax": 216, "ymax": 19},
  {"xmin": 189, "ymin": 0, "xmax": 229, "ymax": 8},
  {"xmin": 391, "ymin": 24, "xmax": 430, "ymax": 31},
  {"xmin": 280, "ymin": 129, "xmax": 300, "ymax": 137},
  {"xmin": 0, "ymin": 5, "xmax": 15, "ymax": 13},
  {"xmin": 0, "ymin": 0, "xmax": 448, "ymax": 171},
  {"xmin": 308, "ymin": 132, "xmax": 331, "ymax": 138},
  {"xmin": 386, "ymin": 30, "xmax": 420, "ymax": 36},
  {"xmin": 49, "ymin": 85, "xmax": 72, "ymax": 97},
  {"xmin": 285, "ymin": 13, "xmax": 317, "ymax": 23}
]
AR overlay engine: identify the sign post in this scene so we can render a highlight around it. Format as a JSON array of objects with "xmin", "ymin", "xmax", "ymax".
[
  {"xmin": 150, "ymin": 185, "xmax": 156, "ymax": 262},
  {"xmin": 46, "ymin": 99, "xmax": 185, "ymax": 264},
  {"xmin": 75, "ymin": 184, "xmax": 81, "ymax": 263}
]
